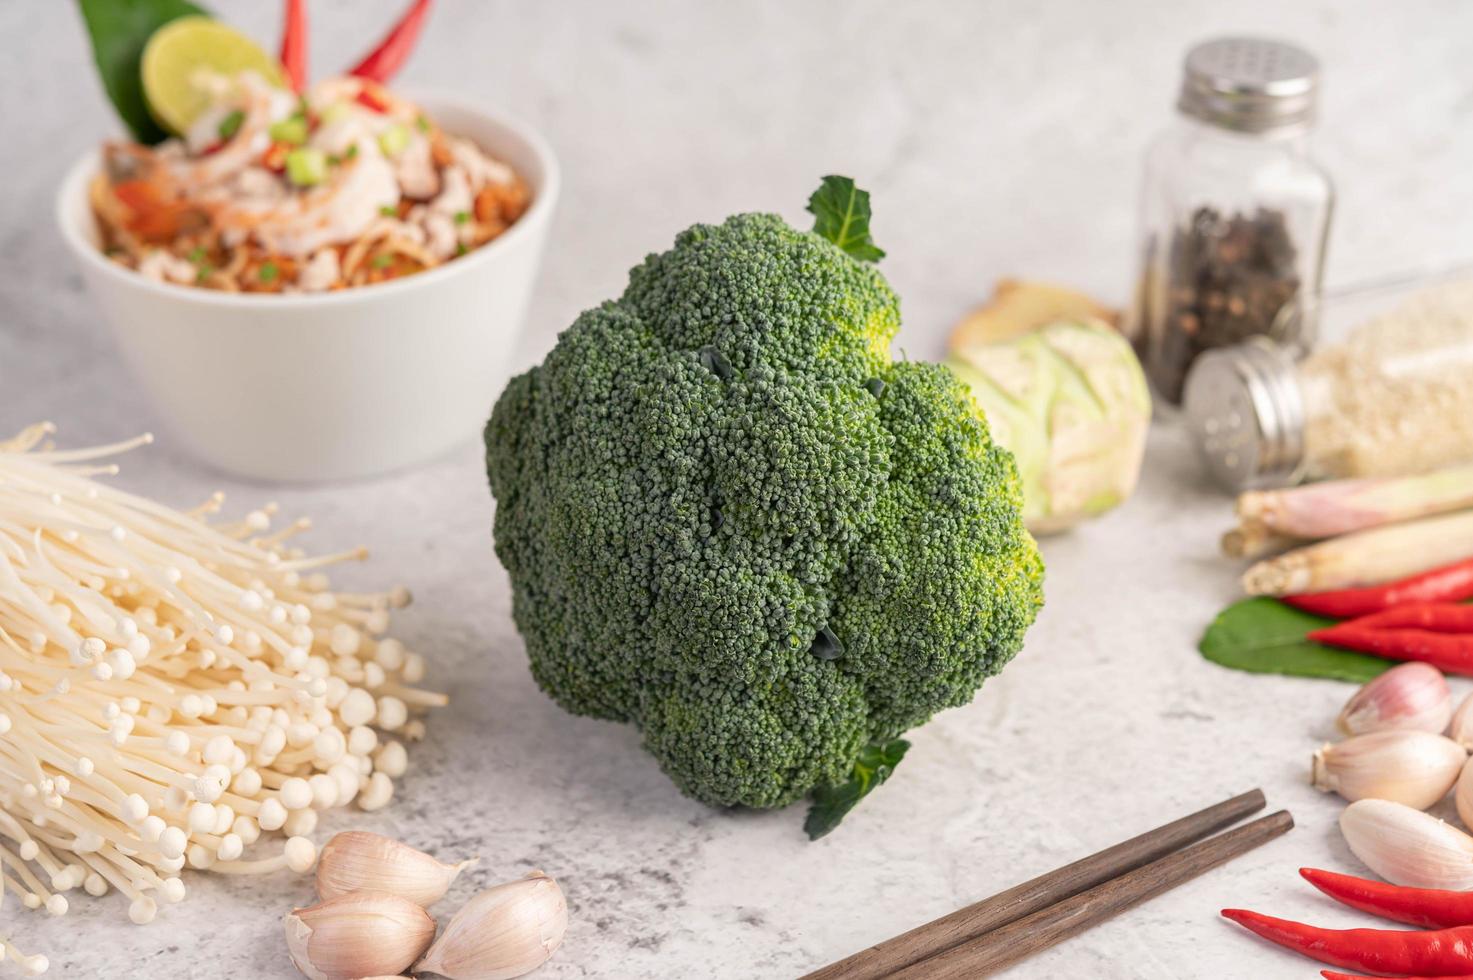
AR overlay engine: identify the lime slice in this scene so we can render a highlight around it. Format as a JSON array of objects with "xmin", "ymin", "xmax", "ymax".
[{"xmin": 141, "ymin": 17, "xmax": 284, "ymax": 134}]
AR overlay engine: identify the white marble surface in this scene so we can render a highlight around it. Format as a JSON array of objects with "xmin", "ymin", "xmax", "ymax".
[{"xmin": 5, "ymin": 0, "xmax": 1473, "ymax": 976}]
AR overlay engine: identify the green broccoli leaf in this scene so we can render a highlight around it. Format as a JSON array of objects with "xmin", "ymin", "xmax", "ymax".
[
  {"xmin": 804, "ymin": 738, "xmax": 909, "ymax": 840},
  {"xmin": 78, "ymin": 0, "xmax": 209, "ymax": 144},
  {"xmin": 807, "ymin": 175, "xmax": 885, "ymax": 262},
  {"xmin": 1199, "ymin": 597, "xmax": 1393, "ymax": 683}
]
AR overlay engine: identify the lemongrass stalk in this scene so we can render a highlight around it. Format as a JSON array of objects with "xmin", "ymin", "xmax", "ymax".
[
  {"xmin": 1238, "ymin": 463, "xmax": 1473, "ymax": 540},
  {"xmin": 1220, "ymin": 521, "xmax": 1303, "ymax": 560},
  {"xmin": 1242, "ymin": 509, "xmax": 1473, "ymax": 596}
]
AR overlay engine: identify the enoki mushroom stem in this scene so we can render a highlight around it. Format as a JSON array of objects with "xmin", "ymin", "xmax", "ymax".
[{"xmin": 0, "ymin": 426, "xmax": 444, "ymax": 969}]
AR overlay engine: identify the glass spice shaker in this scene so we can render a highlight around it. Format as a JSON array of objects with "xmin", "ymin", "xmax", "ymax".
[
  {"xmin": 1183, "ymin": 279, "xmax": 1473, "ymax": 490},
  {"xmin": 1127, "ymin": 37, "xmax": 1334, "ymax": 404}
]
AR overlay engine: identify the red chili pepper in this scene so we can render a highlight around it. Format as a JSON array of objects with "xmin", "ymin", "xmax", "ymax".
[
  {"xmin": 1346, "ymin": 603, "xmax": 1473, "ymax": 633},
  {"xmin": 279, "ymin": 0, "xmax": 309, "ymax": 91},
  {"xmin": 1309, "ymin": 624, "xmax": 1473, "ymax": 673},
  {"xmin": 1223, "ymin": 908, "xmax": 1473, "ymax": 974},
  {"xmin": 1285, "ymin": 559, "xmax": 1473, "ymax": 618},
  {"xmin": 262, "ymin": 142, "xmax": 291, "ymax": 173},
  {"xmin": 1302, "ymin": 867, "xmax": 1473, "ymax": 929},
  {"xmin": 347, "ymin": 0, "xmax": 432, "ymax": 83},
  {"xmin": 354, "ymin": 86, "xmax": 391, "ymax": 113},
  {"xmin": 1322, "ymin": 973, "xmax": 1473, "ymax": 980}
]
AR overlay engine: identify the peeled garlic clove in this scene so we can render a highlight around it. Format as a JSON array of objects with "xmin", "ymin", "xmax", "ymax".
[
  {"xmin": 414, "ymin": 870, "xmax": 568, "ymax": 980},
  {"xmin": 316, "ymin": 830, "xmax": 476, "ymax": 907},
  {"xmin": 1337, "ymin": 662, "xmax": 1453, "ymax": 736},
  {"xmin": 284, "ymin": 891, "xmax": 435, "ymax": 980},
  {"xmin": 1311, "ymin": 730, "xmax": 1466, "ymax": 809},
  {"xmin": 1341, "ymin": 797, "xmax": 1473, "ymax": 889},
  {"xmin": 1451, "ymin": 692, "xmax": 1473, "ymax": 749}
]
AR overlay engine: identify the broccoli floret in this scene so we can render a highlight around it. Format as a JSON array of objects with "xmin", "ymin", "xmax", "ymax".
[{"xmin": 486, "ymin": 184, "xmax": 1043, "ymax": 835}]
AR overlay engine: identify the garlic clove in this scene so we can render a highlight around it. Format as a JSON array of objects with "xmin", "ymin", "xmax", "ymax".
[
  {"xmin": 316, "ymin": 830, "xmax": 476, "ymax": 907},
  {"xmin": 414, "ymin": 870, "xmax": 568, "ymax": 980},
  {"xmin": 1340, "ymin": 797, "xmax": 1473, "ymax": 889},
  {"xmin": 1451, "ymin": 692, "xmax": 1473, "ymax": 749},
  {"xmin": 284, "ymin": 891, "xmax": 435, "ymax": 980},
  {"xmin": 1457, "ymin": 756, "xmax": 1473, "ymax": 830},
  {"xmin": 1311, "ymin": 730, "xmax": 1466, "ymax": 809},
  {"xmin": 1337, "ymin": 661, "xmax": 1453, "ymax": 736}
]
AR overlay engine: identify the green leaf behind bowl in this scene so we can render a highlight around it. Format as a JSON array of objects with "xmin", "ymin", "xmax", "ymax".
[{"xmin": 78, "ymin": 0, "xmax": 208, "ymax": 144}]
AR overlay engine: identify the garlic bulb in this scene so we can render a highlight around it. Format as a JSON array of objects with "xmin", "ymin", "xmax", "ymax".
[
  {"xmin": 1312, "ymin": 730, "xmax": 1466, "ymax": 809},
  {"xmin": 414, "ymin": 871, "xmax": 568, "ymax": 980},
  {"xmin": 1337, "ymin": 662, "xmax": 1452, "ymax": 736},
  {"xmin": 284, "ymin": 891, "xmax": 435, "ymax": 980},
  {"xmin": 1340, "ymin": 798, "xmax": 1473, "ymax": 889},
  {"xmin": 317, "ymin": 831, "xmax": 476, "ymax": 907},
  {"xmin": 1451, "ymin": 692, "xmax": 1473, "ymax": 749}
]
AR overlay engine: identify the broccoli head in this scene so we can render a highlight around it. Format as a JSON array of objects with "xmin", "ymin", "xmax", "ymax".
[{"xmin": 486, "ymin": 178, "xmax": 1043, "ymax": 836}]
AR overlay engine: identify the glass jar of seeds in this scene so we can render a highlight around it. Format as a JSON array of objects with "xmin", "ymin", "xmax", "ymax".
[
  {"xmin": 1183, "ymin": 277, "xmax": 1473, "ymax": 490},
  {"xmin": 1128, "ymin": 37, "xmax": 1334, "ymax": 404}
]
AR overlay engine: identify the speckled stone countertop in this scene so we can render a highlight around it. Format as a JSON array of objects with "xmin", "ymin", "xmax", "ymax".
[{"xmin": 6, "ymin": 1, "xmax": 1473, "ymax": 976}]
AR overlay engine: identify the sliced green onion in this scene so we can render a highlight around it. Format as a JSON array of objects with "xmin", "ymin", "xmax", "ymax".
[
  {"xmin": 377, "ymin": 124, "xmax": 411, "ymax": 157},
  {"xmin": 268, "ymin": 116, "xmax": 309, "ymax": 146},
  {"xmin": 217, "ymin": 109, "xmax": 245, "ymax": 141},
  {"xmin": 344, "ymin": 144, "xmax": 359, "ymax": 160},
  {"xmin": 186, "ymin": 246, "xmax": 207, "ymax": 263},
  {"xmin": 285, "ymin": 148, "xmax": 329, "ymax": 187},
  {"xmin": 319, "ymin": 101, "xmax": 351, "ymax": 125},
  {"xmin": 371, "ymin": 254, "xmax": 393, "ymax": 270},
  {"xmin": 453, "ymin": 210, "xmax": 470, "ymax": 225},
  {"xmin": 379, "ymin": 204, "xmax": 398, "ymax": 217},
  {"xmin": 415, "ymin": 115, "xmax": 430, "ymax": 133},
  {"xmin": 258, "ymin": 262, "xmax": 279, "ymax": 284}
]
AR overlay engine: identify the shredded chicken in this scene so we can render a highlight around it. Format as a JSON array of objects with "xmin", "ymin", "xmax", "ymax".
[
  {"xmin": 297, "ymin": 249, "xmax": 341, "ymax": 292},
  {"xmin": 138, "ymin": 250, "xmax": 198, "ymax": 285}
]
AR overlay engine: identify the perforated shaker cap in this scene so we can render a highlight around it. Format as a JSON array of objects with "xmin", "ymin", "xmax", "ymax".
[
  {"xmin": 1178, "ymin": 37, "xmax": 1320, "ymax": 134},
  {"xmin": 1182, "ymin": 338, "xmax": 1306, "ymax": 491}
]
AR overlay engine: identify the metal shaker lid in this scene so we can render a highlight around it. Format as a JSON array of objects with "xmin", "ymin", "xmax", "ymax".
[
  {"xmin": 1182, "ymin": 337, "xmax": 1306, "ymax": 491},
  {"xmin": 1178, "ymin": 37, "xmax": 1320, "ymax": 135}
]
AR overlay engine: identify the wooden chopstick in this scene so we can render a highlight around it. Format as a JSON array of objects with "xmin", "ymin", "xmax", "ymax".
[
  {"xmin": 890, "ymin": 809, "xmax": 1294, "ymax": 979},
  {"xmin": 800, "ymin": 788, "xmax": 1267, "ymax": 980}
]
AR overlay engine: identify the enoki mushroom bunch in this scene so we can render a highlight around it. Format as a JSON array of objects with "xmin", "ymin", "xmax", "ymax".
[{"xmin": 0, "ymin": 425, "xmax": 445, "ymax": 974}]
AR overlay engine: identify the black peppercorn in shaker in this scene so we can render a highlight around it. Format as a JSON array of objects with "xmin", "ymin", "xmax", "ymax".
[{"xmin": 1127, "ymin": 37, "xmax": 1334, "ymax": 404}]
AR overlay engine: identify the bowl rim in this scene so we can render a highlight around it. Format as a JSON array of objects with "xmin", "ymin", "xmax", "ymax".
[{"xmin": 55, "ymin": 90, "xmax": 560, "ymax": 309}]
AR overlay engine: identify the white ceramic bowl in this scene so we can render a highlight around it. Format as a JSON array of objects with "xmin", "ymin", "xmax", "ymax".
[{"xmin": 57, "ymin": 95, "xmax": 558, "ymax": 482}]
